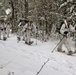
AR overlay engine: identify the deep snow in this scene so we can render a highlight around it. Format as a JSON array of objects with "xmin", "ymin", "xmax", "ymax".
[{"xmin": 0, "ymin": 35, "xmax": 76, "ymax": 75}]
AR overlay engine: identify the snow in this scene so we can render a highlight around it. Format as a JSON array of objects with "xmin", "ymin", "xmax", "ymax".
[
  {"xmin": 5, "ymin": 9, "xmax": 11, "ymax": 15},
  {"xmin": 0, "ymin": 35, "xmax": 76, "ymax": 75},
  {"xmin": 59, "ymin": 2, "xmax": 67, "ymax": 9}
]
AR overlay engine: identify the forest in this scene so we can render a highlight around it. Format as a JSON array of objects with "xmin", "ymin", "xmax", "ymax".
[{"xmin": 0, "ymin": 0, "xmax": 76, "ymax": 34}]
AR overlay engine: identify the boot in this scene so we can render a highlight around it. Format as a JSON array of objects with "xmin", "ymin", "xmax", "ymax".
[
  {"xmin": 57, "ymin": 48, "xmax": 62, "ymax": 52},
  {"xmin": 67, "ymin": 51, "xmax": 73, "ymax": 55},
  {"xmin": 22, "ymin": 38, "xmax": 25, "ymax": 41},
  {"xmin": 3, "ymin": 37, "xmax": 7, "ymax": 41},
  {"xmin": 57, "ymin": 48, "xmax": 65, "ymax": 53},
  {"xmin": 73, "ymin": 50, "xmax": 76, "ymax": 54},
  {"xmin": 25, "ymin": 41, "xmax": 28, "ymax": 44},
  {"xmin": 17, "ymin": 37, "xmax": 21, "ymax": 41},
  {"xmin": 28, "ymin": 41, "xmax": 33, "ymax": 45}
]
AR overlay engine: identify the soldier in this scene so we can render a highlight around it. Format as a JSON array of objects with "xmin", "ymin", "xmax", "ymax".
[
  {"xmin": 2, "ymin": 22, "xmax": 7, "ymax": 41},
  {"xmin": 57, "ymin": 18, "xmax": 76, "ymax": 55},
  {"xmin": 23, "ymin": 20, "xmax": 36, "ymax": 45}
]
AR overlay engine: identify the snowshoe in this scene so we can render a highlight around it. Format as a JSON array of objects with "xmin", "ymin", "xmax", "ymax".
[
  {"xmin": 25, "ymin": 41, "xmax": 33, "ymax": 45},
  {"xmin": 3, "ymin": 37, "xmax": 7, "ymax": 41}
]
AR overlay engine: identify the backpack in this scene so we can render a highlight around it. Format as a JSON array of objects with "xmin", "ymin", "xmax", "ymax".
[{"xmin": 56, "ymin": 20, "xmax": 64, "ymax": 34}]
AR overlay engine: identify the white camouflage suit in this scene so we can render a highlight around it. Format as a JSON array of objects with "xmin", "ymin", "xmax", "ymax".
[
  {"xmin": 57, "ymin": 21, "xmax": 75, "ymax": 54},
  {"xmin": 23, "ymin": 21, "xmax": 36, "ymax": 44}
]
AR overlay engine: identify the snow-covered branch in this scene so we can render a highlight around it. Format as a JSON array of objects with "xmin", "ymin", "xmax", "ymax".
[{"xmin": 59, "ymin": 2, "xmax": 67, "ymax": 10}]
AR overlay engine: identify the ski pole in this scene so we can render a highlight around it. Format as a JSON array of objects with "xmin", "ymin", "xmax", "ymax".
[
  {"xmin": 52, "ymin": 36, "xmax": 64, "ymax": 53},
  {"xmin": 36, "ymin": 27, "xmax": 38, "ymax": 45},
  {"xmin": 36, "ymin": 33, "xmax": 37, "ymax": 45},
  {"xmin": 74, "ymin": 27, "xmax": 76, "ymax": 51}
]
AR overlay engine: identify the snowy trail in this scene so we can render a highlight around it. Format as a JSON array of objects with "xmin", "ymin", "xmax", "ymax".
[{"xmin": 0, "ymin": 36, "xmax": 76, "ymax": 75}]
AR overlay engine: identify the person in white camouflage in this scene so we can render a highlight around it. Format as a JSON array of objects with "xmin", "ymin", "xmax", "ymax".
[
  {"xmin": 57, "ymin": 18, "xmax": 76, "ymax": 55},
  {"xmin": 23, "ymin": 20, "xmax": 36, "ymax": 45}
]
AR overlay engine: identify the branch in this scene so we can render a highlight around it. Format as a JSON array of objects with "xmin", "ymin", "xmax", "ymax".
[
  {"xmin": 20, "ymin": 0, "xmax": 27, "ymax": 5},
  {"xmin": 58, "ymin": 2, "xmax": 67, "ymax": 10}
]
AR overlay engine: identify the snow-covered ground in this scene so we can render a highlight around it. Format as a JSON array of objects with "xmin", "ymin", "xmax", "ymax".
[{"xmin": 0, "ymin": 35, "xmax": 76, "ymax": 75}]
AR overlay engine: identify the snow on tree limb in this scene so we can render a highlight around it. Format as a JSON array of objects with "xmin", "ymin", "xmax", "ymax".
[
  {"xmin": 59, "ymin": 2, "xmax": 67, "ymax": 10},
  {"xmin": 49, "ymin": 12, "xmax": 64, "ymax": 17},
  {"xmin": 70, "ymin": 5, "xmax": 75, "ymax": 13}
]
